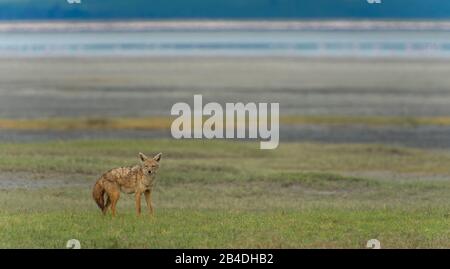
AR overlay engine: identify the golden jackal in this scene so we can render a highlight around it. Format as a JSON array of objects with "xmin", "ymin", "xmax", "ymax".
[{"xmin": 92, "ymin": 152, "xmax": 162, "ymax": 217}]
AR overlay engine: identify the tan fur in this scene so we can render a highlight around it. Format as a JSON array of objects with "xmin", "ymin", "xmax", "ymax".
[{"xmin": 92, "ymin": 152, "xmax": 162, "ymax": 217}]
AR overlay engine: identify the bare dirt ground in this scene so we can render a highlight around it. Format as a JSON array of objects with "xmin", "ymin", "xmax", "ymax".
[
  {"xmin": 0, "ymin": 172, "xmax": 88, "ymax": 189},
  {"xmin": 1, "ymin": 57, "xmax": 450, "ymax": 148},
  {"xmin": 1, "ymin": 57, "xmax": 450, "ymax": 118}
]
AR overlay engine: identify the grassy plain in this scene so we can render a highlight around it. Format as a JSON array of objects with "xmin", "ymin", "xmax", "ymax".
[{"xmin": 0, "ymin": 139, "xmax": 449, "ymax": 248}]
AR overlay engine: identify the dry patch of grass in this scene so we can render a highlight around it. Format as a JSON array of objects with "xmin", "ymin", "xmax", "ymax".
[
  {"xmin": 0, "ymin": 117, "xmax": 172, "ymax": 130},
  {"xmin": 4, "ymin": 115, "xmax": 450, "ymax": 131},
  {"xmin": 282, "ymin": 115, "xmax": 450, "ymax": 127}
]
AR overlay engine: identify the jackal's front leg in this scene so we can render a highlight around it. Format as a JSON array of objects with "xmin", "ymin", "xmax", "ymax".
[
  {"xmin": 135, "ymin": 192, "xmax": 142, "ymax": 216},
  {"xmin": 144, "ymin": 190, "xmax": 153, "ymax": 216}
]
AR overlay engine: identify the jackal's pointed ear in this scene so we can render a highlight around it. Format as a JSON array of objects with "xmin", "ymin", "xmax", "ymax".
[
  {"xmin": 139, "ymin": 152, "xmax": 149, "ymax": 162},
  {"xmin": 153, "ymin": 152, "xmax": 162, "ymax": 162}
]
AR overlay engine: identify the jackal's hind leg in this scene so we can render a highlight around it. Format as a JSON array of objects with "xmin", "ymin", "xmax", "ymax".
[
  {"xmin": 103, "ymin": 182, "xmax": 120, "ymax": 217},
  {"xmin": 102, "ymin": 195, "xmax": 111, "ymax": 215},
  {"xmin": 108, "ymin": 190, "xmax": 120, "ymax": 217}
]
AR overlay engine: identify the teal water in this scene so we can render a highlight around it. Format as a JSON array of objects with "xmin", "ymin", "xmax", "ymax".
[{"xmin": 1, "ymin": 30, "xmax": 450, "ymax": 57}]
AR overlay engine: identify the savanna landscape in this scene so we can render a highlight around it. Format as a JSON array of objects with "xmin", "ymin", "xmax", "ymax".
[
  {"xmin": 0, "ymin": 139, "xmax": 449, "ymax": 248},
  {"xmin": 0, "ymin": 56, "xmax": 449, "ymax": 248}
]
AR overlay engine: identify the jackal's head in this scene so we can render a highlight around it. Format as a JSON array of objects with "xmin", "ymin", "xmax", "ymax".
[{"xmin": 139, "ymin": 152, "xmax": 162, "ymax": 176}]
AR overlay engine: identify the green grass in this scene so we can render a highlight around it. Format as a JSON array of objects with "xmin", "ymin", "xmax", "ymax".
[
  {"xmin": 2, "ymin": 139, "xmax": 450, "ymax": 176},
  {"xmin": 0, "ymin": 139, "xmax": 449, "ymax": 248},
  {"xmin": 1, "ymin": 209, "xmax": 448, "ymax": 249},
  {"xmin": 0, "ymin": 187, "xmax": 449, "ymax": 249}
]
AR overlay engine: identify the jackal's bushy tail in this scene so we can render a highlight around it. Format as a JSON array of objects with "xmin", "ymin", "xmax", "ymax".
[{"xmin": 92, "ymin": 181, "xmax": 105, "ymax": 211}]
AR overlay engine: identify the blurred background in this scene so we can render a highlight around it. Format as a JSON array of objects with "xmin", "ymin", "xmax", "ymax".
[{"xmin": 1, "ymin": 0, "xmax": 450, "ymax": 148}]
